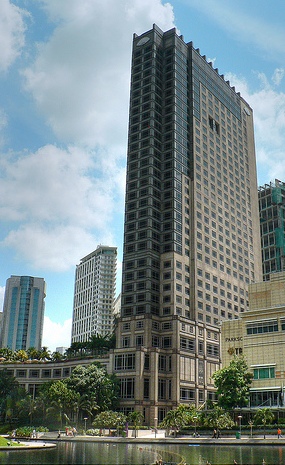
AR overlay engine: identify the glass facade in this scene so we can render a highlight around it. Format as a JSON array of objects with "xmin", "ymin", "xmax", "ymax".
[{"xmin": 1, "ymin": 276, "xmax": 46, "ymax": 351}]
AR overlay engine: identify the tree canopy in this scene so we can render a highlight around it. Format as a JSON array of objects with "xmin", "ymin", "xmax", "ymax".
[
  {"xmin": 65, "ymin": 363, "xmax": 119, "ymax": 414},
  {"xmin": 202, "ymin": 405, "xmax": 235, "ymax": 430},
  {"xmin": 93, "ymin": 411, "xmax": 126, "ymax": 434},
  {"xmin": 159, "ymin": 404, "xmax": 198, "ymax": 436},
  {"xmin": 212, "ymin": 356, "xmax": 253, "ymax": 409}
]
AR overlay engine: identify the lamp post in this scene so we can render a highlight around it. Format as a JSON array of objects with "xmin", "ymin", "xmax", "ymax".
[
  {"xmin": 84, "ymin": 417, "xmax": 88, "ymax": 435},
  {"xmin": 249, "ymin": 420, "xmax": 253, "ymax": 438},
  {"xmin": 154, "ymin": 417, "xmax": 158, "ymax": 439},
  {"xmin": 238, "ymin": 415, "xmax": 242, "ymax": 439},
  {"xmin": 194, "ymin": 416, "xmax": 197, "ymax": 437}
]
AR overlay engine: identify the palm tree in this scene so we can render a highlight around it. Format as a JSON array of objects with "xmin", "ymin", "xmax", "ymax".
[
  {"xmin": 72, "ymin": 393, "xmax": 94, "ymax": 427},
  {"xmin": 0, "ymin": 348, "xmax": 13, "ymax": 361},
  {"xmin": 65, "ymin": 342, "xmax": 86, "ymax": 358},
  {"xmin": 253, "ymin": 408, "xmax": 274, "ymax": 439},
  {"xmin": 87, "ymin": 334, "xmax": 115, "ymax": 354},
  {"xmin": 159, "ymin": 407, "xmax": 186, "ymax": 437},
  {"xmin": 14, "ymin": 349, "xmax": 28, "ymax": 362},
  {"xmin": 51, "ymin": 351, "xmax": 64, "ymax": 362},
  {"xmin": 39, "ymin": 346, "xmax": 51, "ymax": 361},
  {"xmin": 17, "ymin": 395, "xmax": 37, "ymax": 424},
  {"xmin": 203, "ymin": 405, "xmax": 235, "ymax": 431},
  {"xmin": 27, "ymin": 347, "xmax": 41, "ymax": 360},
  {"xmin": 127, "ymin": 411, "xmax": 144, "ymax": 438}
]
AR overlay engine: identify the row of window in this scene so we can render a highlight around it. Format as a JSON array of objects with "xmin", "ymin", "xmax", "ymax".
[
  {"xmin": 121, "ymin": 335, "xmax": 172, "ymax": 349},
  {"xmin": 122, "ymin": 320, "xmax": 172, "ymax": 332},
  {"xmin": 118, "ymin": 379, "xmax": 211, "ymax": 402},
  {"xmin": 246, "ymin": 320, "xmax": 285, "ymax": 335},
  {"xmin": 5, "ymin": 367, "xmax": 70, "ymax": 379}
]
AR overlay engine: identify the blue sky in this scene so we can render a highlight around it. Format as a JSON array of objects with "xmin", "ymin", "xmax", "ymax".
[{"xmin": 0, "ymin": 0, "xmax": 284, "ymax": 351}]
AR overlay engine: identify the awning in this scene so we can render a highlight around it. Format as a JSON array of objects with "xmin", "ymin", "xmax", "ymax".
[{"xmin": 250, "ymin": 386, "xmax": 282, "ymax": 392}]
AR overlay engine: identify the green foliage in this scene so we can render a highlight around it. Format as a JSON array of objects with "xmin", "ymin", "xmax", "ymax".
[
  {"xmin": 0, "ymin": 369, "xmax": 18, "ymax": 397},
  {"xmin": 65, "ymin": 334, "xmax": 116, "ymax": 358},
  {"xmin": 0, "ymin": 348, "xmax": 13, "ymax": 361},
  {"xmin": 202, "ymin": 405, "xmax": 235, "ymax": 430},
  {"xmin": 159, "ymin": 404, "xmax": 198, "ymax": 436},
  {"xmin": 127, "ymin": 411, "xmax": 144, "ymax": 437},
  {"xmin": 253, "ymin": 408, "xmax": 274, "ymax": 427},
  {"xmin": 66, "ymin": 363, "xmax": 119, "ymax": 413},
  {"xmin": 86, "ymin": 428, "xmax": 100, "ymax": 436},
  {"xmin": 44, "ymin": 380, "xmax": 79, "ymax": 427},
  {"xmin": 12, "ymin": 426, "xmax": 48, "ymax": 438},
  {"xmin": 0, "ymin": 358, "xmax": 118, "ymax": 428},
  {"xmin": 88, "ymin": 334, "xmax": 116, "ymax": 352},
  {"xmin": 92, "ymin": 411, "xmax": 127, "ymax": 433},
  {"xmin": 0, "ymin": 436, "xmax": 23, "ymax": 447},
  {"xmin": 14, "ymin": 350, "xmax": 28, "ymax": 362},
  {"xmin": 0, "ymin": 370, "xmax": 29, "ymax": 425},
  {"xmin": 212, "ymin": 356, "xmax": 253, "ymax": 409}
]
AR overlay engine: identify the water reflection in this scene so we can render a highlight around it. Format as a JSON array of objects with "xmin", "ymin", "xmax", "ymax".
[{"xmin": 0, "ymin": 441, "xmax": 284, "ymax": 464}]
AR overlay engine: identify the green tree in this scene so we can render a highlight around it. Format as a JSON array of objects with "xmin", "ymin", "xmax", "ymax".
[
  {"xmin": 0, "ymin": 369, "xmax": 18, "ymax": 398},
  {"xmin": 1, "ymin": 384, "xmax": 28, "ymax": 426},
  {"xmin": 51, "ymin": 351, "xmax": 64, "ymax": 362},
  {"xmin": 253, "ymin": 408, "xmax": 274, "ymax": 439},
  {"xmin": 72, "ymin": 393, "xmax": 94, "ymax": 428},
  {"xmin": 0, "ymin": 348, "xmax": 13, "ymax": 361},
  {"xmin": 159, "ymin": 405, "xmax": 192, "ymax": 437},
  {"xmin": 93, "ymin": 411, "xmax": 127, "ymax": 435},
  {"xmin": 212, "ymin": 356, "xmax": 253, "ymax": 409},
  {"xmin": 65, "ymin": 341, "xmax": 87, "ymax": 358},
  {"xmin": 26, "ymin": 347, "xmax": 41, "ymax": 360},
  {"xmin": 87, "ymin": 334, "xmax": 116, "ymax": 354},
  {"xmin": 45, "ymin": 380, "xmax": 78, "ymax": 428},
  {"xmin": 39, "ymin": 346, "xmax": 51, "ymax": 361},
  {"xmin": 127, "ymin": 410, "xmax": 144, "ymax": 438},
  {"xmin": 66, "ymin": 363, "xmax": 119, "ymax": 414},
  {"xmin": 16, "ymin": 395, "xmax": 38, "ymax": 424},
  {"xmin": 14, "ymin": 349, "xmax": 28, "ymax": 362},
  {"xmin": 202, "ymin": 405, "xmax": 235, "ymax": 431}
]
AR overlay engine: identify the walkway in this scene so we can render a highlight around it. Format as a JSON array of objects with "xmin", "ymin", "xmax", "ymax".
[{"xmin": 41, "ymin": 431, "xmax": 285, "ymax": 446}]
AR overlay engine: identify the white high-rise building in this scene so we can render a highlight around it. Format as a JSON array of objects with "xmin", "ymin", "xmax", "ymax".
[{"xmin": 71, "ymin": 245, "xmax": 117, "ymax": 343}]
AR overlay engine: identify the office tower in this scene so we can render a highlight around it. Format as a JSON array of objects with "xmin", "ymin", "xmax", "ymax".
[
  {"xmin": 0, "ymin": 275, "xmax": 46, "ymax": 351},
  {"xmin": 114, "ymin": 25, "xmax": 262, "ymax": 424},
  {"xmin": 71, "ymin": 245, "xmax": 117, "ymax": 343},
  {"xmin": 259, "ymin": 179, "xmax": 285, "ymax": 281}
]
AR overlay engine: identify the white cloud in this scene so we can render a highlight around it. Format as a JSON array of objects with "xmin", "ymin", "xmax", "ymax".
[
  {"xmin": 42, "ymin": 316, "xmax": 72, "ymax": 352},
  {"xmin": 0, "ymin": 0, "xmax": 175, "ymax": 273},
  {"xmin": 272, "ymin": 68, "xmax": 285, "ymax": 87},
  {"xmin": 225, "ymin": 71, "xmax": 285, "ymax": 184},
  {"xmin": 22, "ymin": 0, "xmax": 175, "ymax": 147},
  {"xmin": 0, "ymin": 0, "xmax": 27, "ymax": 72},
  {"xmin": 0, "ymin": 144, "xmax": 124, "ymax": 270}
]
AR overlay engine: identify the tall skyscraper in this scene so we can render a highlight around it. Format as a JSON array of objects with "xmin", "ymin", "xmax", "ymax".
[
  {"xmin": 0, "ymin": 275, "xmax": 46, "ymax": 351},
  {"xmin": 259, "ymin": 179, "xmax": 285, "ymax": 281},
  {"xmin": 71, "ymin": 245, "xmax": 117, "ymax": 343},
  {"xmin": 114, "ymin": 25, "xmax": 262, "ymax": 424}
]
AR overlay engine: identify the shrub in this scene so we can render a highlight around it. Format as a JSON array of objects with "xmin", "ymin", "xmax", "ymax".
[
  {"xmin": 13, "ymin": 426, "xmax": 49, "ymax": 437},
  {"xmin": 86, "ymin": 428, "xmax": 100, "ymax": 436}
]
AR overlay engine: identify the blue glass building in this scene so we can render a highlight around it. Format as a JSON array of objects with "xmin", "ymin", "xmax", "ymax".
[{"xmin": 0, "ymin": 276, "xmax": 46, "ymax": 351}]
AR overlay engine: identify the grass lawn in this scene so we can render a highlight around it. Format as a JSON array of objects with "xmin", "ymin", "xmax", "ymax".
[{"xmin": 0, "ymin": 436, "xmax": 24, "ymax": 447}]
